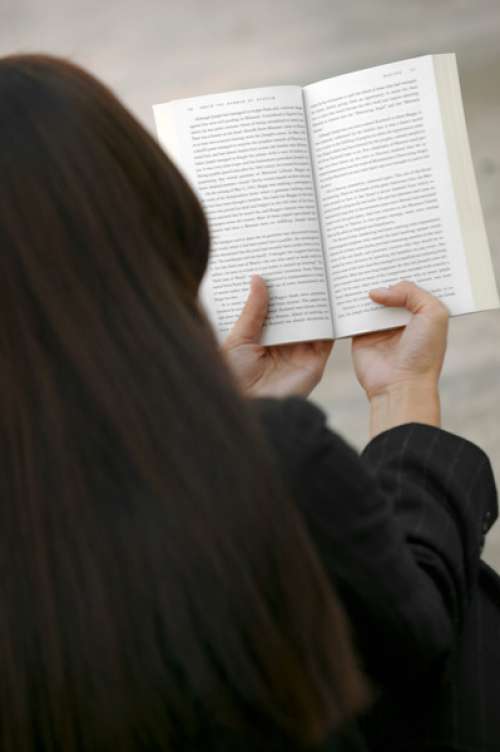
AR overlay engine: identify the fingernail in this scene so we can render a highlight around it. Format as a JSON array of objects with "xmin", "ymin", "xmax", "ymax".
[{"xmin": 370, "ymin": 287, "xmax": 390, "ymax": 296}]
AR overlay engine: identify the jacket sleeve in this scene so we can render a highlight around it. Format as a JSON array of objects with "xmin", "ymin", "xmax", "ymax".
[{"xmin": 254, "ymin": 397, "xmax": 498, "ymax": 690}]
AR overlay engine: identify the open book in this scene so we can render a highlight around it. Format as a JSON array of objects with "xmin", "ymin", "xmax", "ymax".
[{"xmin": 154, "ymin": 54, "xmax": 499, "ymax": 345}]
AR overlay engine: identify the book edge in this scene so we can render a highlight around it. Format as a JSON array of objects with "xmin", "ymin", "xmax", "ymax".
[{"xmin": 432, "ymin": 53, "xmax": 500, "ymax": 311}]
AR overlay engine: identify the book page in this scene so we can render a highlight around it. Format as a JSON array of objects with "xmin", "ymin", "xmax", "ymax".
[
  {"xmin": 304, "ymin": 55, "xmax": 476, "ymax": 337},
  {"xmin": 433, "ymin": 54, "xmax": 499, "ymax": 311},
  {"xmin": 154, "ymin": 87, "xmax": 333, "ymax": 346}
]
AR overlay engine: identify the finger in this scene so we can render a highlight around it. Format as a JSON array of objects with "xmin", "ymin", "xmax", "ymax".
[
  {"xmin": 313, "ymin": 339, "xmax": 335, "ymax": 357},
  {"xmin": 225, "ymin": 275, "xmax": 269, "ymax": 344},
  {"xmin": 369, "ymin": 281, "xmax": 448, "ymax": 319}
]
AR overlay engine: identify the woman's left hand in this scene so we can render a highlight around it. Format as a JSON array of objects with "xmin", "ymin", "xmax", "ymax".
[{"xmin": 222, "ymin": 275, "xmax": 333, "ymax": 397}]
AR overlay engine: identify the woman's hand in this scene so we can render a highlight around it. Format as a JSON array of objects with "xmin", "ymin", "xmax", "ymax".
[
  {"xmin": 222, "ymin": 275, "xmax": 333, "ymax": 398},
  {"xmin": 352, "ymin": 281, "xmax": 449, "ymax": 437}
]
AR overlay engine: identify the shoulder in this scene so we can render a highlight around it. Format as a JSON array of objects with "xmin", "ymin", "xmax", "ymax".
[
  {"xmin": 251, "ymin": 396, "xmax": 326, "ymax": 442},
  {"xmin": 250, "ymin": 396, "xmax": 363, "ymax": 485},
  {"xmin": 252, "ymin": 396, "xmax": 341, "ymax": 450}
]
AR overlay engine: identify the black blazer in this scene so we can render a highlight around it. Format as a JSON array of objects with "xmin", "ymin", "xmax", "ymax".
[{"xmin": 254, "ymin": 397, "xmax": 500, "ymax": 752}]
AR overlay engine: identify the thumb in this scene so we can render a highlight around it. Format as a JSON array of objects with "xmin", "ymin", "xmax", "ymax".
[
  {"xmin": 226, "ymin": 275, "xmax": 269, "ymax": 344},
  {"xmin": 369, "ymin": 280, "xmax": 448, "ymax": 318}
]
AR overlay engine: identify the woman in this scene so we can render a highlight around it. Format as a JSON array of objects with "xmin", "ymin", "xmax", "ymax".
[
  {"xmin": 0, "ymin": 55, "xmax": 368, "ymax": 752},
  {"xmin": 1, "ymin": 53, "xmax": 498, "ymax": 752},
  {"xmin": 224, "ymin": 277, "xmax": 500, "ymax": 751}
]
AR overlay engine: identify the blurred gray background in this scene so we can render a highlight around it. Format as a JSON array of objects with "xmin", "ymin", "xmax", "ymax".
[{"xmin": 1, "ymin": 0, "xmax": 499, "ymax": 570}]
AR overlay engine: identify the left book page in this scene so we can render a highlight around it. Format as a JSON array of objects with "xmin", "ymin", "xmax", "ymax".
[{"xmin": 153, "ymin": 86, "xmax": 333, "ymax": 345}]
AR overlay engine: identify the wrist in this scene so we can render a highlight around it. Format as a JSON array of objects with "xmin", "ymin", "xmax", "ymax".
[{"xmin": 368, "ymin": 379, "xmax": 441, "ymax": 439}]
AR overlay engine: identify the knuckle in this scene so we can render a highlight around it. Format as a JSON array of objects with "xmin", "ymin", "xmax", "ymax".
[
  {"xmin": 430, "ymin": 301, "xmax": 449, "ymax": 320},
  {"xmin": 437, "ymin": 305, "xmax": 449, "ymax": 321}
]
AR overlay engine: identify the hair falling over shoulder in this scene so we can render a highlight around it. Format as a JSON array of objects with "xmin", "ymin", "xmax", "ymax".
[{"xmin": 0, "ymin": 54, "xmax": 369, "ymax": 752}]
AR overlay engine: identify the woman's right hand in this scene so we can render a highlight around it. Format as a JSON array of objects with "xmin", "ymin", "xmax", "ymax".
[{"xmin": 352, "ymin": 281, "xmax": 449, "ymax": 437}]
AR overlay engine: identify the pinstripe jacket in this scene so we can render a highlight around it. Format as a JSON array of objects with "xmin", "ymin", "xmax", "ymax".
[{"xmin": 256, "ymin": 397, "xmax": 499, "ymax": 752}]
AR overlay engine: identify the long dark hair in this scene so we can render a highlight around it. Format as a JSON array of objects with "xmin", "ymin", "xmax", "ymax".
[{"xmin": 0, "ymin": 55, "xmax": 368, "ymax": 751}]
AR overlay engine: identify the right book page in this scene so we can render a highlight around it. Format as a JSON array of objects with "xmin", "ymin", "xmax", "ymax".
[{"xmin": 304, "ymin": 54, "xmax": 499, "ymax": 338}]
